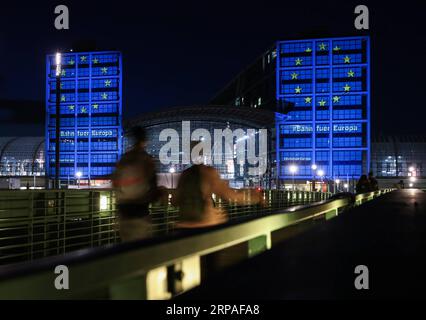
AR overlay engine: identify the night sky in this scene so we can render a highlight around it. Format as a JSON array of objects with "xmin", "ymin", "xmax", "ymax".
[{"xmin": 0, "ymin": 0, "xmax": 425, "ymax": 136}]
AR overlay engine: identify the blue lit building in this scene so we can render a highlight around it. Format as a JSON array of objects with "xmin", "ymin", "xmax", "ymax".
[
  {"xmin": 211, "ymin": 36, "xmax": 370, "ymax": 185},
  {"xmin": 45, "ymin": 51, "xmax": 123, "ymax": 184},
  {"xmin": 276, "ymin": 37, "xmax": 369, "ymax": 181}
]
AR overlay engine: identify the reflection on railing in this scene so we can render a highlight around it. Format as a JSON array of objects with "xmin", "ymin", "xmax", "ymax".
[{"xmin": 0, "ymin": 189, "xmax": 331, "ymax": 265}]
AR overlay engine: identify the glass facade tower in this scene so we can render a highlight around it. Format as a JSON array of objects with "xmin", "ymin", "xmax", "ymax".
[
  {"xmin": 276, "ymin": 37, "xmax": 370, "ymax": 181},
  {"xmin": 45, "ymin": 51, "xmax": 123, "ymax": 182}
]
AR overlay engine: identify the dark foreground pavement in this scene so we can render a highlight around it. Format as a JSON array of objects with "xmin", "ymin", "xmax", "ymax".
[{"xmin": 178, "ymin": 189, "xmax": 426, "ymax": 299}]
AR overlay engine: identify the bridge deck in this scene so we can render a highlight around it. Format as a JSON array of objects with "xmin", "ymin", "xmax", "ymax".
[{"xmin": 178, "ymin": 189, "xmax": 426, "ymax": 299}]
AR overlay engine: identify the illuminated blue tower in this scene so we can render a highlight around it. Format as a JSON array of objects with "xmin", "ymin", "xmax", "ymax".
[
  {"xmin": 46, "ymin": 51, "xmax": 123, "ymax": 184},
  {"xmin": 276, "ymin": 36, "xmax": 370, "ymax": 184}
]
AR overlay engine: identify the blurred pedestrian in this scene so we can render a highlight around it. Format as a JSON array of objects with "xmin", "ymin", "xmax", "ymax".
[
  {"xmin": 112, "ymin": 127, "xmax": 163, "ymax": 241},
  {"xmin": 173, "ymin": 142, "xmax": 264, "ymax": 228},
  {"xmin": 356, "ymin": 174, "xmax": 371, "ymax": 194},
  {"xmin": 368, "ymin": 171, "xmax": 379, "ymax": 191}
]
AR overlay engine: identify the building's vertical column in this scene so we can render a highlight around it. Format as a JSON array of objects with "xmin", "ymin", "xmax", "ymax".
[
  {"xmin": 312, "ymin": 40, "xmax": 317, "ymax": 170},
  {"xmin": 275, "ymin": 42, "xmax": 281, "ymax": 186},
  {"xmin": 45, "ymin": 56, "xmax": 51, "ymax": 184},
  {"xmin": 328, "ymin": 39, "xmax": 333, "ymax": 179},
  {"xmin": 365, "ymin": 37, "xmax": 372, "ymax": 174},
  {"xmin": 118, "ymin": 53, "xmax": 123, "ymax": 158},
  {"xmin": 73, "ymin": 53, "xmax": 78, "ymax": 181},
  {"xmin": 88, "ymin": 53, "xmax": 92, "ymax": 183}
]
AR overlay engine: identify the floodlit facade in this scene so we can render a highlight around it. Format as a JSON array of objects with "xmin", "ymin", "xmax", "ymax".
[
  {"xmin": 276, "ymin": 37, "xmax": 370, "ymax": 181},
  {"xmin": 45, "ymin": 51, "xmax": 123, "ymax": 183},
  {"xmin": 211, "ymin": 36, "xmax": 370, "ymax": 183}
]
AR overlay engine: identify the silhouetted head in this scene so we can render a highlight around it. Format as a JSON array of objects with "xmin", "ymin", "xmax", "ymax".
[
  {"xmin": 359, "ymin": 174, "xmax": 368, "ymax": 182},
  {"xmin": 130, "ymin": 126, "xmax": 147, "ymax": 147},
  {"xmin": 368, "ymin": 171, "xmax": 374, "ymax": 177}
]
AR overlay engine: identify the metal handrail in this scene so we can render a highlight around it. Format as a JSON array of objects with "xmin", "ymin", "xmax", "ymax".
[
  {"xmin": 0, "ymin": 189, "xmax": 331, "ymax": 265},
  {"xmin": 0, "ymin": 188, "xmax": 394, "ymax": 299}
]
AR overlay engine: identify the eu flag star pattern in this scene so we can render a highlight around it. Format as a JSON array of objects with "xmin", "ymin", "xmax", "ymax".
[
  {"xmin": 276, "ymin": 37, "xmax": 370, "ymax": 180},
  {"xmin": 46, "ymin": 51, "xmax": 123, "ymax": 180}
]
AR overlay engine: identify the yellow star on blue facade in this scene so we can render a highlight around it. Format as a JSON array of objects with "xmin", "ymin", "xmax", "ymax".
[
  {"xmin": 347, "ymin": 69, "xmax": 355, "ymax": 77},
  {"xmin": 101, "ymin": 93, "xmax": 108, "ymax": 100},
  {"xmin": 295, "ymin": 58, "xmax": 303, "ymax": 66},
  {"xmin": 295, "ymin": 86, "xmax": 302, "ymax": 94},
  {"xmin": 291, "ymin": 72, "xmax": 298, "ymax": 80},
  {"xmin": 304, "ymin": 97, "xmax": 312, "ymax": 104},
  {"xmin": 343, "ymin": 84, "xmax": 351, "ymax": 92},
  {"xmin": 333, "ymin": 96, "xmax": 341, "ymax": 103},
  {"xmin": 61, "ymin": 69, "xmax": 66, "ymax": 76},
  {"xmin": 80, "ymin": 56, "xmax": 87, "ymax": 62},
  {"xmin": 305, "ymin": 47, "xmax": 312, "ymax": 53},
  {"xmin": 101, "ymin": 67, "xmax": 108, "ymax": 74},
  {"xmin": 104, "ymin": 79, "xmax": 112, "ymax": 87},
  {"xmin": 69, "ymin": 59, "xmax": 75, "ymax": 65},
  {"xmin": 344, "ymin": 55, "xmax": 351, "ymax": 63},
  {"xmin": 333, "ymin": 46, "xmax": 341, "ymax": 51},
  {"xmin": 68, "ymin": 105, "xmax": 74, "ymax": 111},
  {"xmin": 319, "ymin": 43, "xmax": 327, "ymax": 51},
  {"xmin": 92, "ymin": 104, "xmax": 99, "ymax": 109},
  {"xmin": 318, "ymin": 99, "xmax": 326, "ymax": 106},
  {"xmin": 93, "ymin": 58, "xmax": 99, "ymax": 64},
  {"xmin": 61, "ymin": 95, "xmax": 66, "ymax": 102},
  {"xmin": 81, "ymin": 106, "xmax": 87, "ymax": 113}
]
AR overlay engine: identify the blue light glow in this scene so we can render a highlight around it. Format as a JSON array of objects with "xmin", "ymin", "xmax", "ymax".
[
  {"xmin": 276, "ymin": 37, "xmax": 370, "ymax": 180},
  {"xmin": 45, "ymin": 51, "xmax": 123, "ymax": 180}
]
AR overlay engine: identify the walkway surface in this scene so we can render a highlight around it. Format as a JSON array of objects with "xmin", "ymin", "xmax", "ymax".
[{"xmin": 178, "ymin": 189, "xmax": 426, "ymax": 299}]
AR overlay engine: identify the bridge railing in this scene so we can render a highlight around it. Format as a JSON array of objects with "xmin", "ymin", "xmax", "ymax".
[
  {"xmin": 0, "ymin": 188, "xmax": 394, "ymax": 299},
  {"xmin": 0, "ymin": 189, "xmax": 330, "ymax": 265}
]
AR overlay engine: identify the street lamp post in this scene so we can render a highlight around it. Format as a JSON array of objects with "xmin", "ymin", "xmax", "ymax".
[
  {"xmin": 311, "ymin": 164, "xmax": 317, "ymax": 192},
  {"xmin": 75, "ymin": 171, "xmax": 82, "ymax": 189},
  {"xmin": 335, "ymin": 178, "xmax": 340, "ymax": 194},
  {"xmin": 317, "ymin": 169, "xmax": 324, "ymax": 192},
  {"xmin": 289, "ymin": 165, "xmax": 298, "ymax": 191},
  {"xmin": 55, "ymin": 52, "xmax": 62, "ymax": 189},
  {"xmin": 169, "ymin": 167, "xmax": 175, "ymax": 189}
]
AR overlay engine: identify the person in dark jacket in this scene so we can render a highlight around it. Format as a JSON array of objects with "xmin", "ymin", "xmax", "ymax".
[
  {"xmin": 356, "ymin": 175, "xmax": 371, "ymax": 194},
  {"xmin": 112, "ymin": 127, "xmax": 163, "ymax": 241},
  {"xmin": 368, "ymin": 172, "xmax": 379, "ymax": 191}
]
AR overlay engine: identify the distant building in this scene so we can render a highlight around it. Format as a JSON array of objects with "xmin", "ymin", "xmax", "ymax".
[
  {"xmin": 371, "ymin": 135, "xmax": 426, "ymax": 179},
  {"xmin": 1, "ymin": 133, "xmax": 425, "ymax": 189},
  {"xmin": 126, "ymin": 105, "xmax": 277, "ymax": 189},
  {"xmin": 0, "ymin": 137, "xmax": 44, "ymax": 176},
  {"xmin": 45, "ymin": 51, "xmax": 123, "ymax": 186},
  {"xmin": 211, "ymin": 36, "xmax": 370, "ymax": 184},
  {"xmin": 0, "ymin": 137, "xmax": 44, "ymax": 189}
]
